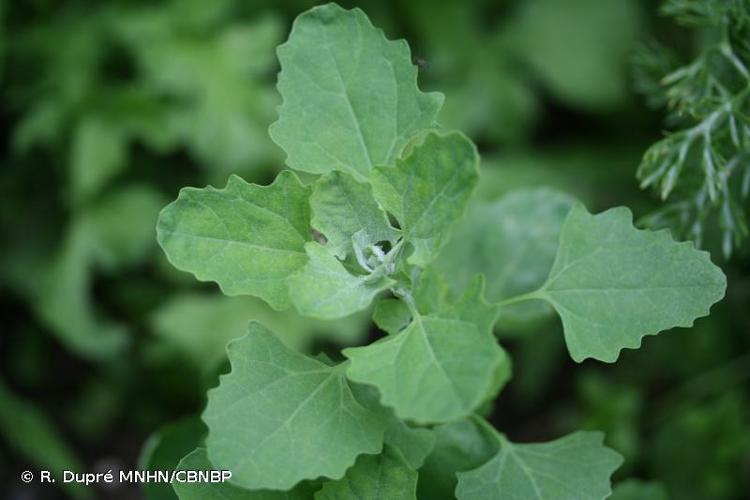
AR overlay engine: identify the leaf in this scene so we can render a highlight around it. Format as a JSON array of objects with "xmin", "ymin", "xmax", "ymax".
[
  {"xmin": 609, "ymin": 480, "xmax": 669, "ymax": 500},
  {"xmin": 315, "ymin": 446, "xmax": 417, "ymax": 500},
  {"xmin": 86, "ymin": 185, "xmax": 165, "ymax": 271},
  {"xmin": 288, "ymin": 242, "xmax": 394, "ymax": 319},
  {"xmin": 310, "ymin": 171, "xmax": 398, "ymax": 259},
  {"xmin": 0, "ymin": 380, "xmax": 92, "ymax": 500},
  {"xmin": 371, "ymin": 132, "xmax": 479, "ymax": 266},
  {"xmin": 353, "ymin": 384, "xmax": 435, "ymax": 469},
  {"xmin": 35, "ymin": 221, "xmax": 128, "ymax": 360},
  {"xmin": 417, "ymin": 418, "xmax": 500, "ymax": 500},
  {"xmin": 151, "ymin": 292, "xmax": 372, "ymax": 368},
  {"xmin": 157, "ymin": 171, "xmax": 311, "ymax": 310},
  {"xmin": 173, "ymin": 448, "xmax": 312, "ymax": 500},
  {"xmin": 70, "ymin": 116, "xmax": 127, "ymax": 202},
  {"xmin": 139, "ymin": 418, "xmax": 206, "ymax": 500},
  {"xmin": 537, "ymin": 204, "xmax": 727, "ymax": 362},
  {"xmin": 372, "ymin": 298, "xmax": 411, "ymax": 335},
  {"xmin": 203, "ymin": 322, "xmax": 384, "ymax": 490},
  {"xmin": 344, "ymin": 278, "xmax": 506, "ymax": 423},
  {"xmin": 434, "ymin": 188, "xmax": 576, "ymax": 329},
  {"xmin": 509, "ymin": 0, "xmax": 642, "ymax": 110},
  {"xmin": 456, "ymin": 430, "xmax": 623, "ymax": 500},
  {"xmin": 269, "ymin": 3, "xmax": 443, "ymax": 178}
]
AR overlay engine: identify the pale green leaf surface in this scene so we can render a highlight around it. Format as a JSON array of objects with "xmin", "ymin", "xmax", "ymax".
[
  {"xmin": 371, "ymin": 132, "xmax": 479, "ymax": 266},
  {"xmin": 204, "ymin": 322, "xmax": 383, "ymax": 490},
  {"xmin": 435, "ymin": 188, "xmax": 575, "ymax": 328},
  {"xmin": 456, "ymin": 430, "xmax": 623, "ymax": 500},
  {"xmin": 173, "ymin": 448, "xmax": 312, "ymax": 500},
  {"xmin": 353, "ymin": 384, "xmax": 435, "ymax": 469},
  {"xmin": 372, "ymin": 298, "xmax": 411, "ymax": 335},
  {"xmin": 288, "ymin": 242, "xmax": 393, "ymax": 319},
  {"xmin": 538, "ymin": 204, "xmax": 726, "ymax": 362},
  {"xmin": 310, "ymin": 171, "xmax": 398, "ymax": 259},
  {"xmin": 157, "ymin": 171, "xmax": 311, "ymax": 310},
  {"xmin": 344, "ymin": 279, "xmax": 505, "ymax": 423},
  {"xmin": 417, "ymin": 418, "xmax": 500, "ymax": 500},
  {"xmin": 315, "ymin": 446, "xmax": 417, "ymax": 500},
  {"xmin": 269, "ymin": 3, "xmax": 443, "ymax": 178}
]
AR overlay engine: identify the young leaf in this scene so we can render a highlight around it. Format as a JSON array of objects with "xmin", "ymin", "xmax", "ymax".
[
  {"xmin": 372, "ymin": 298, "xmax": 411, "ymax": 335},
  {"xmin": 434, "ymin": 188, "xmax": 576, "ymax": 328},
  {"xmin": 173, "ymin": 448, "xmax": 312, "ymax": 500},
  {"xmin": 344, "ymin": 279, "xmax": 506, "ymax": 423},
  {"xmin": 269, "ymin": 3, "xmax": 443, "ymax": 178},
  {"xmin": 371, "ymin": 131, "xmax": 479, "ymax": 266},
  {"xmin": 536, "ymin": 204, "xmax": 727, "ymax": 362},
  {"xmin": 288, "ymin": 242, "xmax": 394, "ymax": 319},
  {"xmin": 310, "ymin": 171, "xmax": 398, "ymax": 259},
  {"xmin": 315, "ymin": 446, "xmax": 417, "ymax": 500},
  {"xmin": 203, "ymin": 322, "xmax": 383, "ymax": 490},
  {"xmin": 157, "ymin": 172, "xmax": 311, "ymax": 310},
  {"xmin": 456, "ymin": 429, "xmax": 623, "ymax": 500}
]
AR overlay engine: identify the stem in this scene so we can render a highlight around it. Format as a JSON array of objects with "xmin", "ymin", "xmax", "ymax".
[{"xmin": 495, "ymin": 289, "xmax": 544, "ymax": 308}]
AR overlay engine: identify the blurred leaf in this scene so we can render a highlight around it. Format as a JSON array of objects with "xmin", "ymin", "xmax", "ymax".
[
  {"xmin": 509, "ymin": 0, "xmax": 643, "ymax": 110},
  {"xmin": 610, "ymin": 479, "xmax": 669, "ymax": 500},
  {"xmin": 0, "ymin": 380, "xmax": 91, "ymax": 500},
  {"xmin": 70, "ymin": 117, "xmax": 127, "ymax": 203},
  {"xmin": 150, "ymin": 291, "xmax": 371, "ymax": 370}
]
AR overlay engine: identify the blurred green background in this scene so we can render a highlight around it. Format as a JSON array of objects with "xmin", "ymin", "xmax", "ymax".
[{"xmin": 0, "ymin": 0, "xmax": 748, "ymax": 499}]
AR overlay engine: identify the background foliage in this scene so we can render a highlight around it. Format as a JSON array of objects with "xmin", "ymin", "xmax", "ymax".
[{"xmin": 0, "ymin": 0, "xmax": 748, "ymax": 499}]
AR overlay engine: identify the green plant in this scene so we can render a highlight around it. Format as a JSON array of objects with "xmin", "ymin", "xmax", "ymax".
[
  {"xmin": 156, "ymin": 3, "xmax": 726, "ymax": 498},
  {"xmin": 635, "ymin": 0, "xmax": 750, "ymax": 257}
]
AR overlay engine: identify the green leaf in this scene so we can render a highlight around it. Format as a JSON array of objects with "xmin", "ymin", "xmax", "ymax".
[
  {"xmin": 353, "ymin": 384, "xmax": 435, "ymax": 469},
  {"xmin": 456, "ymin": 429, "xmax": 623, "ymax": 500},
  {"xmin": 288, "ymin": 242, "xmax": 394, "ymax": 319},
  {"xmin": 372, "ymin": 298, "xmax": 411, "ymax": 335},
  {"xmin": 203, "ymin": 322, "xmax": 384, "ymax": 490},
  {"xmin": 417, "ymin": 418, "xmax": 500, "ymax": 500},
  {"xmin": 151, "ymin": 292, "xmax": 372, "ymax": 368},
  {"xmin": 70, "ymin": 116, "xmax": 126, "ymax": 202},
  {"xmin": 310, "ymin": 171, "xmax": 398, "ymax": 259},
  {"xmin": 371, "ymin": 131, "xmax": 479, "ymax": 266},
  {"xmin": 609, "ymin": 480, "xmax": 668, "ymax": 500},
  {"xmin": 139, "ymin": 418, "xmax": 206, "ymax": 500},
  {"xmin": 344, "ymin": 278, "xmax": 506, "ymax": 423},
  {"xmin": 173, "ymin": 448, "xmax": 312, "ymax": 500},
  {"xmin": 157, "ymin": 171, "xmax": 311, "ymax": 310},
  {"xmin": 435, "ymin": 188, "xmax": 576, "ymax": 329},
  {"xmin": 269, "ymin": 3, "xmax": 443, "ymax": 178},
  {"xmin": 0, "ymin": 380, "xmax": 92, "ymax": 500},
  {"xmin": 536, "ymin": 204, "xmax": 727, "ymax": 362},
  {"xmin": 315, "ymin": 446, "xmax": 417, "ymax": 500}
]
